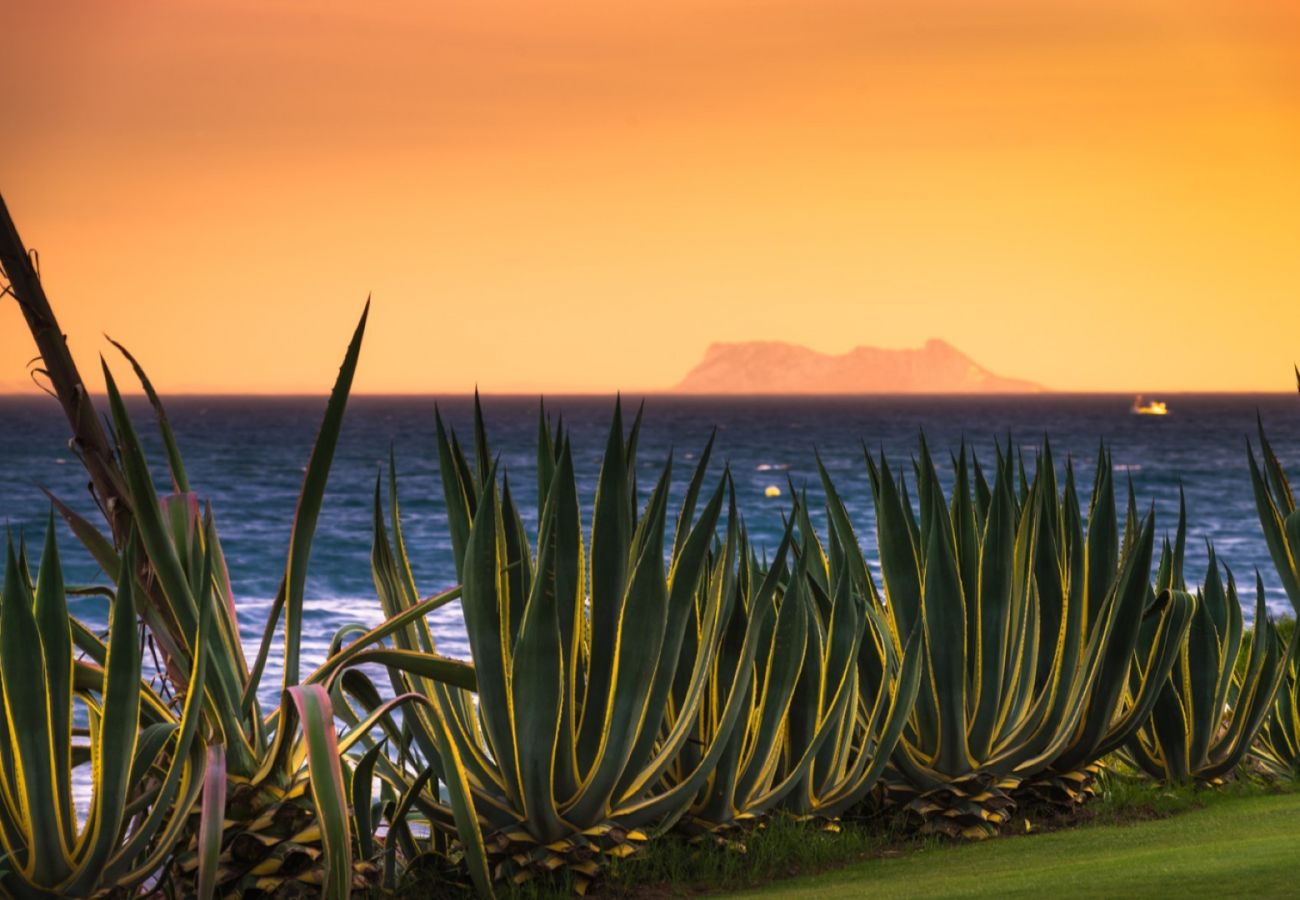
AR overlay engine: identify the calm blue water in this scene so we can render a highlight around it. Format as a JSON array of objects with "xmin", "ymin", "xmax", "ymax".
[{"xmin": 3, "ymin": 393, "xmax": 1299, "ymax": 700}]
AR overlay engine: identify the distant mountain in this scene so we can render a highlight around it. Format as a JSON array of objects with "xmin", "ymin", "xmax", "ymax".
[{"xmin": 672, "ymin": 339, "xmax": 1044, "ymax": 394}]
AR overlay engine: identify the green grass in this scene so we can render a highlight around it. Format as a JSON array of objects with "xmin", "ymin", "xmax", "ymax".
[
  {"xmin": 597, "ymin": 815, "xmax": 910, "ymax": 897},
  {"xmin": 388, "ymin": 775, "xmax": 1299, "ymax": 898},
  {"xmin": 729, "ymin": 784, "xmax": 1300, "ymax": 898}
]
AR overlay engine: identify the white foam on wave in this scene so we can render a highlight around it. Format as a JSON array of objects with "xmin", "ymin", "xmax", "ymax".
[{"xmin": 67, "ymin": 596, "xmax": 474, "ymax": 818}]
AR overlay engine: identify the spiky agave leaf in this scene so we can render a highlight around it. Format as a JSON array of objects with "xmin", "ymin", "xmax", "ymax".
[
  {"xmin": 91, "ymin": 313, "xmax": 366, "ymax": 895},
  {"xmin": 1015, "ymin": 455, "xmax": 1194, "ymax": 811},
  {"xmin": 677, "ymin": 516, "xmax": 805, "ymax": 833},
  {"xmin": 1254, "ymin": 640, "xmax": 1300, "ymax": 779},
  {"xmin": 1128, "ymin": 554, "xmax": 1297, "ymax": 784},
  {"xmin": 1249, "ymin": 416, "xmax": 1300, "ymax": 614},
  {"xmin": 683, "ymin": 470, "xmax": 922, "ymax": 836},
  {"xmin": 42, "ymin": 304, "xmax": 482, "ymax": 896},
  {"xmin": 0, "ymin": 522, "xmax": 209, "ymax": 898},
  {"xmin": 799, "ymin": 461, "xmax": 925, "ymax": 819},
  {"xmin": 1244, "ymin": 381, "xmax": 1300, "ymax": 781},
  {"xmin": 8, "ymin": 202, "xmax": 490, "ymax": 893},
  {"xmin": 868, "ymin": 443, "xmax": 1027, "ymax": 835},
  {"xmin": 365, "ymin": 400, "xmax": 777, "ymax": 894},
  {"xmin": 857, "ymin": 439, "xmax": 1192, "ymax": 837}
]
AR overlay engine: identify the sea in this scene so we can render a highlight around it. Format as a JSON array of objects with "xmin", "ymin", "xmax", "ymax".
[{"xmin": 3, "ymin": 393, "xmax": 1299, "ymax": 708}]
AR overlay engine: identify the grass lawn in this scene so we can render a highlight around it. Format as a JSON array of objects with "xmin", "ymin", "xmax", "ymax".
[{"xmin": 729, "ymin": 790, "xmax": 1300, "ymax": 898}]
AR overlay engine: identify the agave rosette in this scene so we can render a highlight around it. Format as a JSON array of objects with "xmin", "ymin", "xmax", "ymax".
[
  {"xmin": 685, "ymin": 469, "xmax": 921, "ymax": 831},
  {"xmin": 1012, "ymin": 461, "xmax": 1194, "ymax": 809},
  {"xmin": 352, "ymin": 400, "xmax": 794, "ymax": 894},
  {"xmin": 1250, "ymin": 392, "xmax": 1300, "ymax": 617},
  {"xmin": 0, "ymin": 522, "xmax": 210, "ymax": 898},
  {"xmin": 1255, "ymin": 643, "xmax": 1300, "ymax": 779},
  {"xmin": 1128, "ymin": 509, "xmax": 1296, "ymax": 784},
  {"xmin": 1248, "ymin": 390, "xmax": 1300, "ymax": 779},
  {"xmin": 860, "ymin": 439, "xmax": 1191, "ymax": 837},
  {"xmin": 29, "ymin": 304, "xmax": 475, "ymax": 897}
]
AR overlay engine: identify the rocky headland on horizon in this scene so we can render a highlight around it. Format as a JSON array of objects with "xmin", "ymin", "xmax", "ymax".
[{"xmin": 672, "ymin": 338, "xmax": 1044, "ymax": 394}]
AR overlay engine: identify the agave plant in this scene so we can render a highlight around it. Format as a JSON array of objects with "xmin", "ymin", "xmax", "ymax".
[
  {"xmin": 665, "ymin": 526, "xmax": 792, "ymax": 836},
  {"xmin": 782, "ymin": 484, "xmax": 925, "ymax": 820},
  {"xmin": 63, "ymin": 315, "xmax": 364, "ymax": 896},
  {"xmin": 1251, "ymin": 399, "xmax": 1300, "ymax": 617},
  {"xmin": 678, "ymin": 486, "xmax": 922, "ymax": 834},
  {"xmin": 1247, "ymin": 383, "xmax": 1300, "ymax": 779},
  {"xmin": 3, "ymin": 200, "xmax": 478, "ymax": 897},
  {"xmin": 344, "ymin": 400, "xmax": 803, "ymax": 894},
  {"xmin": 1255, "ymin": 642, "xmax": 1300, "ymax": 779},
  {"xmin": 1127, "ymin": 541, "xmax": 1294, "ymax": 784},
  {"xmin": 0, "ymin": 519, "xmax": 211, "ymax": 898},
  {"xmin": 87, "ymin": 317, "xmax": 478, "ymax": 896},
  {"xmin": 1010, "ymin": 460, "xmax": 1194, "ymax": 810},
  {"xmin": 860, "ymin": 439, "xmax": 1191, "ymax": 837}
]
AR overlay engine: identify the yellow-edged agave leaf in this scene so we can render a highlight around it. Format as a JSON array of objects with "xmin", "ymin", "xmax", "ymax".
[
  {"xmin": 0, "ymin": 525, "xmax": 209, "ymax": 898},
  {"xmin": 97, "ymin": 528, "xmax": 214, "ymax": 890},
  {"xmin": 1014, "ymin": 455, "xmax": 1195, "ymax": 807},
  {"xmin": 686, "ymin": 520, "xmax": 804, "ymax": 830},
  {"xmin": 684, "ymin": 469, "xmax": 923, "ymax": 833},
  {"xmin": 361, "ymin": 400, "xmax": 776, "ymax": 892},
  {"xmin": 1, "ymin": 534, "xmax": 69, "ymax": 889},
  {"xmin": 102, "ymin": 363, "xmax": 258, "ymax": 774},
  {"xmin": 848, "ymin": 438, "xmax": 1196, "ymax": 835},
  {"xmin": 19, "ymin": 292, "xmax": 486, "ymax": 894},
  {"xmin": 309, "ymin": 582, "xmax": 468, "ymax": 687},
  {"xmin": 106, "ymin": 335, "xmax": 190, "ymax": 494},
  {"xmin": 1249, "ymin": 416, "xmax": 1300, "ymax": 613},
  {"xmin": 1247, "ymin": 398, "xmax": 1300, "ymax": 781},
  {"xmin": 792, "ymin": 465, "xmax": 924, "ymax": 818},
  {"xmin": 1255, "ymin": 650, "xmax": 1300, "ymax": 778},
  {"xmin": 285, "ymin": 686, "xmax": 352, "ymax": 899},
  {"xmin": 614, "ymin": 499, "xmax": 795, "ymax": 835},
  {"xmin": 1129, "ymin": 550, "xmax": 1296, "ymax": 784},
  {"xmin": 281, "ymin": 302, "xmax": 369, "ymax": 692},
  {"xmin": 868, "ymin": 442, "xmax": 1036, "ymax": 824}
]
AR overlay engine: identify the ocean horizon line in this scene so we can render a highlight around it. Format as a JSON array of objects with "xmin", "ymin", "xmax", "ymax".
[{"xmin": 3, "ymin": 388, "xmax": 1298, "ymax": 400}]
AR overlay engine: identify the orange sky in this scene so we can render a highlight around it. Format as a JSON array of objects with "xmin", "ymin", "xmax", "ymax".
[{"xmin": 2, "ymin": 0, "xmax": 1299, "ymax": 393}]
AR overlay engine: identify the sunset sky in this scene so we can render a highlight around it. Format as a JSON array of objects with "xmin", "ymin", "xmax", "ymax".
[{"xmin": 3, "ymin": 0, "xmax": 1299, "ymax": 393}]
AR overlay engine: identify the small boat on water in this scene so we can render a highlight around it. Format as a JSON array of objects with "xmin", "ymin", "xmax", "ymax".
[{"xmin": 1131, "ymin": 395, "xmax": 1168, "ymax": 416}]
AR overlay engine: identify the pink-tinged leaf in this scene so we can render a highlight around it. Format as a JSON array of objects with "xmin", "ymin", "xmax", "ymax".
[{"xmin": 197, "ymin": 744, "xmax": 227, "ymax": 900}]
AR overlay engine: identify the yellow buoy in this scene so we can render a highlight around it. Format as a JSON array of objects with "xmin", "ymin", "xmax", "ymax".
[{"xmin": 764, "ymin": 485, "xmax": 781, "ymax": 498}]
